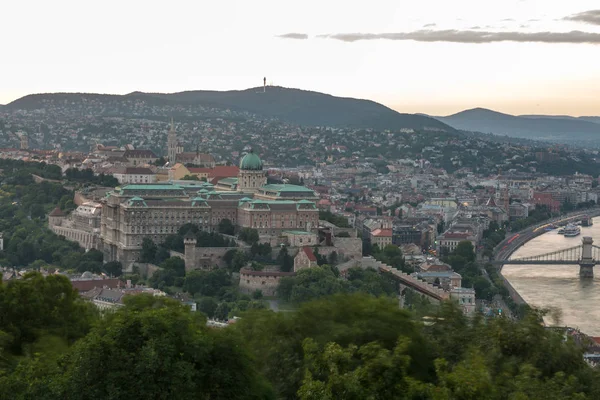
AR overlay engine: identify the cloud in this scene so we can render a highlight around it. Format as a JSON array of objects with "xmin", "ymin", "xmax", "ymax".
[
  {"xmin": 469, "ymin": 26, "xmax": 481, "ymax": 29},
  {"xmin": 423, "ymin": 23, "xmax": 436, "ymax": 28},
  {"xmin": 276, "ymin": 33, "xmax": 308, "ymax": 40},
  {"xmin": 565, "ymin": 10, "xmax": 600, "ymax": 26},
  {"xmin": 315, "ymin": 29, "xmax": 600, "ymax": 44}
]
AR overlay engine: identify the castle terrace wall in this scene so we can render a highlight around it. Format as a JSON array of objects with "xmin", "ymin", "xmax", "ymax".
[{"xmin": 238, "ymin": 268, "xmax": 296, "ymax": 297}]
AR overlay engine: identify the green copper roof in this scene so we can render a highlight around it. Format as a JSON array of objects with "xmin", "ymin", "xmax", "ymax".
[
  {"xmin": 127, "ymin": 196, "xmax": 147, "ymax": 207},
  {"xmin": 191, "ymin": 197, "xmax": 208, "ymax": 207},
  {"xmin": 261, "ymin": 184, "xmax": 315, "ymax": 193},
  {"xmin": 218, "ymin": 177, "xmax": 238, "ymax": 183},
  {"xmin": 239, "ymin": 151, "xmax": 263, "ymax": 171},
  {"xmin": 122, "ymin": 184, "xmax": 184, "ymax": 191}
]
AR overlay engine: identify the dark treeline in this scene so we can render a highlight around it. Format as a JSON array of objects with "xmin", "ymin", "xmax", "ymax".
[{"xmin": 1, "ymin": 273, "xmax": 599, "ymax": 399}]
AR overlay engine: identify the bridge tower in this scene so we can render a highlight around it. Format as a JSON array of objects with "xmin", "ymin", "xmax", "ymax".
[{"xmin": 580, "ymin": 236, "xmax": 594, "ymax": 278}]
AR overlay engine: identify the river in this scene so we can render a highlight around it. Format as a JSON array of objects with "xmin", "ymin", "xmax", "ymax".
[{"xmin": 502, "ymin": 217, "xmax": 600, "ymax": 335}]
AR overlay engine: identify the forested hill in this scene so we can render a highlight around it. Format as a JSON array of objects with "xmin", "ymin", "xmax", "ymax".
[
  {"xmin": 5, "ymin": 87, "xmax": 454, "ymax": 132},
  {"xmin": 434, "ymin": 107, "xmax": 600, "ymax": 145}
]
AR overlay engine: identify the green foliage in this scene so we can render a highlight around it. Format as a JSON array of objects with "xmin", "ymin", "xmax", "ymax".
[
  {"xmin": 346, "ymin": 267, "xmax": 397, "ymax": 297},
  {"xmin": 103, "ymin": 261, "xmax": 123, "ymax": 277},
  {"xmin": 510, "ymin": 205, "xmax": 552, "ymax": 231},
  {"xmin": 139, "ymin": 237, "xmax": 157, "ymax": 263},
  {"xmin": 218, "ymin": 218, "xmax": 235, "ymax": 235},
  {"xmin": 2, "ymin": 296, "xmax": 274, "ymax": 399},
  {"xmin": 182, "ymin": 174, "xmax": 200, "ymax": 181},
  {"xmin": 278, "ymin": 265, "xmax": 349, "ymax": 303},
  {"xmin": 235, "ymin": 294, "xmax": 429, "ymax": 399},
  {"xmin": 1, "ymin": 279, "xmax": 600, "ymax": 400},
  {"xmin": 238, "ymin": 227, "xmax": 259, "ymax": 245},
  {"xmin": 64, "ymin": 168, "xmax": 118, "ymax": 187},
  {"xmin": 148, "ymin": 257, "xmax": 187, "ymax": 291},
  {"xmin": 318, "ymin": 210, "xmax": 350, "ymax": 228},
  {"xmin": 183, "ymin": 269, "xmax": 232, "ymax": 297},
  {"xmin": 276, "ymin": 246, "xmax": 294, "ymax": 272},
  {"xmin": 0, "ymin": 272, "xmax": 97, "ymax": 356},
  {"xmin": 250, "ymin": 242, "xmax": 272, "ymax": 260},
  {"xmin": 160, "ymin": 257, "xmax": 186, "ymax": 277},
  {"xmin": 197, "ymin": 297, "xmax": 219, "ymax": 318},
  {"xmin": 454, "ymin": 241, "xmax": 475, "ymax": 262},
  {"xmin": 372, "ymin": 244, "xmax": 408, "ymax": 272}
]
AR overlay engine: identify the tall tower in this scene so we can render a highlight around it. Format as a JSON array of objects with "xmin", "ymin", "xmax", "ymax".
[
  {"xmin": 263, "ymin": 77, "xmax": 266, "ymax": 93},
  {"xmin": 167, "ymin": 118, "xmax": 177, "ymax": 163},
  {"xmin": 183, "ymin": 231, "xmax": 197, "ymax": 272},
  {"xmin": 20, "ymin": 133, "xmax": 29, "ymax": 150}
]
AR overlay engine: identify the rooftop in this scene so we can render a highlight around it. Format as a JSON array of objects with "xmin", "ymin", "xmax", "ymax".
[
  {"xmin": 283, "ymin": 230, "xmax": 314, "ymax": 235},
  {"xmin": 121, "ymin": 184, "xmax": 184, "ymax": 191},
  {"xmin": 261, "ymin": 184, "xmax": 316, "ymax": 193}
]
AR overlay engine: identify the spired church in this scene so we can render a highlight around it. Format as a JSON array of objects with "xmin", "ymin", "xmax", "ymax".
[
  {"xmin": 101, "ymin": 122, "xmax": 320, "ymax": 265},
  {"xmin": 167, "ymin": 119, "xmax": 216, "ymax": 167}
]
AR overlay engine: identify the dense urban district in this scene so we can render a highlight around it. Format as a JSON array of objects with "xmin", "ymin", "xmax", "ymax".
[{"xmin": 2, "ymin": 93, "xmax": 600, "ymax": 398}]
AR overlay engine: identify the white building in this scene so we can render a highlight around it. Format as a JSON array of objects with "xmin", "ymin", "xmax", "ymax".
[{"xmin": 113, "ymin": 167, "xmax": 157, "ymax": 184}]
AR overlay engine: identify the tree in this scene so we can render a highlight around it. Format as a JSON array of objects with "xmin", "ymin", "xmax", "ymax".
[
  {"xmin": 231, "ymin": 251, "xmax": 248, "ymax": 272},
  {"xmin": 48, "ymin": 296, "xmax": 274, "ymax": 399},
  {"xmin": 454, "ymin": 241, "xmax": 476, "ymax": 262},
  {"xmin": 183, "ymin": 269, "xmax": 231, "ymax": 297},
  {"xmin": 235, "ymin": 294, "xmax": 429, "ymax": 399},
  {"xmin": 238, "ymin": 228, "xmax": 259, "ymax": 245},
  {"xmin": 29, "ymin": 203, "xmax": 46, "ymax": 219},
  {"xmin": 103, "ymin": 261, "xmax": 123, "ymax": 277},
  {"xmin": 140, "ymin": 237, "xmax": 157, "ymax": 263},
  {"xmin": 0, "ymin": 272, "xmax": 97, "ymax": 356},
  {"xmin": 83, "ymin": 248, "xmax": 103, "ymax": 263},
  {"xmin": 327, "ymin": 251, "xmax": 338, "ymax": 266},
  {"xmin": 218, "ymin": 218, "xmax": 235, "ymax": 235},
  {"xmin": 277, "ymin": 246, "xmax": 294, "ymax": 272},
  {"xmin": 197, "ymin": 297, "xmax": 219, "ymax": 318},
  {"xmin": 277, "ymin": 266, "xmax": 349, "ymax": 303},
  {"xmin": 161, "ymin": 257, "xmax": 186, "ymax": 277},
  {"xmin": 182, "ymin": 174, "xmax": 200, "ymax": 181}
]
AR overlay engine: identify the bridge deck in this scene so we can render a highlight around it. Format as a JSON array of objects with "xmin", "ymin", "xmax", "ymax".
[{"xmin": 493, "ymin": 260, "xmax": 582, "ymax": 265}]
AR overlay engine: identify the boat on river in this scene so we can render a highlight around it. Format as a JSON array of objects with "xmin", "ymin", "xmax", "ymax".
[{"xmin": 563, "ymin": 223, "xmax": 581, "ymax": 237}]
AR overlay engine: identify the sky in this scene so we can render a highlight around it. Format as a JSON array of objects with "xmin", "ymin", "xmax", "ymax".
[{"xmin": 1, "ymin": 0, "xmax": 600, "ymax": 116}]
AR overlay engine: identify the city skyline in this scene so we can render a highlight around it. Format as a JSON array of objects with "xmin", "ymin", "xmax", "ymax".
[{"xmin": 2, "ymin": 0, "xmax": 600, "ymax": 116}]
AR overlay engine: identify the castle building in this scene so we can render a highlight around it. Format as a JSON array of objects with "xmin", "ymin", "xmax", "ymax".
[
  {"xmin": 237, "ymin": 150, "xmax": 266, "ymax": 192},
  {"xmin": 49, "ymin": 203, "xmax": 102, "ymax": 250},
  {"xmin": 100, "ymin": 151, "xmax": 320, "ymax": 265}
]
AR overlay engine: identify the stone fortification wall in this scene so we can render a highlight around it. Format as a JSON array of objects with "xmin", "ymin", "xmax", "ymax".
[
  {"xmin": 338, "ymin": 257, "xmax": 448, "ymax": 301},
  {"xmin": 331, "ymin": 237, "xmax": 362, "ymax": 259},
  {"xmin": 132, "ymin": 263, "xmax": 160, "ymax": 279},
  {"xmin": 238, "ymin": 268, "xmax": 295, "ymax": 297},
  {"xmin": 50, "ymin": 225, "xmax": 100, "ymax": 250},
  {"xmin": 175, "ymin": 246, "xmax": 251, "ymax": 270}
]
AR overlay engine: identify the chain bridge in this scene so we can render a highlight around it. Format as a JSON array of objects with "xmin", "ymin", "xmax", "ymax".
[{"xmin": 493, "ymin": 237, "xmax": 600, "ymax": 278}]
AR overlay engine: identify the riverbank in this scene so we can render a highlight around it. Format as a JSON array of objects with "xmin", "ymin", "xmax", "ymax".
[
  {"xmin": 491, "ymin": 208, "xmax": 600, "ymax": 317},
  {"xmin": 501, "ymin": 217, "xmax": 600, "ymax": 335}
]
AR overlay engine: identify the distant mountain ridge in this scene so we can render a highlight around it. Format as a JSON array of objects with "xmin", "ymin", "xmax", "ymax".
[
  {"xmin": 433, "ymin": 107, "xmax": 600, "ymax": 144},
  {"xmin": 4, "ymin": 87, "xmax": 453, "ymax": 132}
]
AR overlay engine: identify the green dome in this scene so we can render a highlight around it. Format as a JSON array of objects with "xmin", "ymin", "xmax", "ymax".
[{"xmin": 239, "ymin": 150, "xmax": 263, "ymax": 171}]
